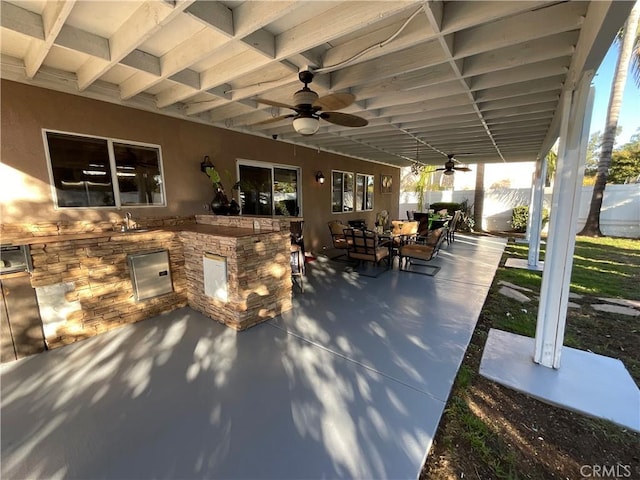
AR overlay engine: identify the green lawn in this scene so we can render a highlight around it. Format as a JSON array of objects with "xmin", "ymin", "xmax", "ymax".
[{"xmin": 422, "ymin": 235, "xmax": 640, "ymax": 480}]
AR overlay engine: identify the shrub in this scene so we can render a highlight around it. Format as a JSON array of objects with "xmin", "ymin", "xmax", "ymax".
[
  {"xmin": 511, "ymin": 205, "xmax": 549, "ymax": 232},
  {"xmin": 429, "ymin": 202, "xmax": 461, "ymax": 216}
]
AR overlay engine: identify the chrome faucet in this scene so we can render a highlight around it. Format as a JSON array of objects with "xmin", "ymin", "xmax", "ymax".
[{"xmin": 124, "ymin": 212, "xmax": 132, "ymax": 231}]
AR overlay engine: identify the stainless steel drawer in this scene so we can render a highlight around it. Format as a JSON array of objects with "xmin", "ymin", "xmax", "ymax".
[{"xmin": 128, "ymin": 250, "xmax": 173, "ymax": 301}]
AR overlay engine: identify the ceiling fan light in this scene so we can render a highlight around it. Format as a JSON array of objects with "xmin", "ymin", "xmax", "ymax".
[
  {"xmin": 443, "ymin": 169, "xmax": 454, "ymax": 176},
  {"xmin": 293, "ymin": 116, "xmax": 319, "ymax": 135}
]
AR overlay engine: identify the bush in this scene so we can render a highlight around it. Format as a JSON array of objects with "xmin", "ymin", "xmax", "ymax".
[
  {"xmin": 429, "ymin": 202, "xmax": 461, "ymax": 216},
  {"xmin": 511, "ymin": 205, "xmax": 549, "ymax": 232}
]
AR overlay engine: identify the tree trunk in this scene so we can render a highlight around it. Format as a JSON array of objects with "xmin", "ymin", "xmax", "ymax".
[
  {"xmin": 579, "ymin": 4, "xmax": 640, "ymax": 236},
  {"xmin": 473, "ymin": 163, "xmax": 485, "ymax": 232}
]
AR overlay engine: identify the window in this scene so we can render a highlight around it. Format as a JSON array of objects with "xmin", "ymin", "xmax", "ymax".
[
  {"xmin": 332, "ymin": 170, "xmax": 354, "ymax": 213},
  {"xmin": 355, "ymin": 174, "xmax": 374, "ymax": 211},
  {"xmin": 44, "ymin": 130, "xmax": 165, "ymax": 208},
  {"xmin": 237, "ymin": 161, "xmax": 301, "ymax": 216}
]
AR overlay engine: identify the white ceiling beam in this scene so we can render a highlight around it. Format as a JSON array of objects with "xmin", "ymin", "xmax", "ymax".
[
  {"xmin": 120, "ymin": 28, "xmax": 229, "ymax": 99},
  {"xmin": 479, "ymin": 92, "xmax": 561, "ymax": 112},
  {"xmin": 474, "ymin": 76, "xmax": 565, "ymax": 103},
  {"xmin": 77, "ymin": 0, "xmax": 194, "ymax": 91},
  {"xmin": 184, "ymin": 1, "xmax": 233, "ymax": 35},
  {"xmin": 482, "ymin": 102, "xmax": 557, "ymax": 120},
  {"xmin": 56, "ymin": 24, "xmax": 109, "ymax": 60},
  {"xmin": 348, "ymin": 63, "xmax": 456, "ymax": 100},
  {"xmin": 487, "ymin": 113, "xmax": 554, "ymax": 126},
  {"xmin": 24, "ymin": 0, "xmax": 76, "ymax": 78},
  {"xmin": 0, "ymin": 1, "xmax": 44, "ymax": 39},
  {"xmin": 441, "ymin": 1, "xmax": 550, "ymax": 33},
  {"xmin": 454, "ymin": 2, "xmax": 587, "ymax": 59},
  {"xmin": 321, "ymin": 13, "xmax": 436, "ymax": 71},
  {"xmin": 233, "ymin": 1, "xmax": 301, "ymax": 38},
  {"xmin": 470, "ymin": 58, "xmax": 570, "ymax": 91},
  {"xmin": 391, "ymin": 104, "xmax": 477, "ymax": 124},
  {"xmin": 331, "ymin": 41, "xmax": 448, "ymax": 91},
  {"xmin": 360, "ymin": 81, "xmax": 465, "ymax": 110},
  {"xmin": 462, "ymin": 32, "xmax": 578, "ymax": 78},
  {"xmin": 275, "ymin": 2, "xmax": 419, "ymax": 59},
  {"xmin": 379, "ymin": 94, "xmax": 472, "ymax": 117}
]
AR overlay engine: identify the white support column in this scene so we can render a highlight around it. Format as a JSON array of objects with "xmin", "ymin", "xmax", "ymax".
[
  {"xmin": 523, "ymin": 172, "xmax": 534, "ymax": 243},
  {"xmin": 527, "ymin": 156, "xmax": 547, "ymax": 267},
  {"xmin": 534, "ymin": 74, "xmax": 595, "ymax": 368}
]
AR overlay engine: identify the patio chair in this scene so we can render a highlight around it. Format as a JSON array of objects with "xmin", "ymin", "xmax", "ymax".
[
  {"xmin": 327, "ymin": 220, "xmax": 350, "ymax": 260},
  {"xmin": 290, "ymin": 243, "xmax": 305, "ymax": 293},
  {"xmin": 398, "ymin": 227, "xmax": 446, "ymax": 276},
  {"xmin": 343, "ymin": 227, "xmax": 390, "ymax": 278},
  {"xmin": 447, "ymin": 210, "xmax": 462, "ymax": 244},
  {"xmin": 290, "ymin": 220, "xmax": 305, "ymax": 255},
  {"xmin": 390, "ymin": 220, "xmax": 419, "ymax": 251}
]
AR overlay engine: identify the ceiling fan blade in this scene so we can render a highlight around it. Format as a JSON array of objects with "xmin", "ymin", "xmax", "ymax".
[
  {"xmin": 313, "ymin": 92, "xmax": 355, "ymax": 111},
  {"xmin": 320, "ymin": 111, "xmax": 368, "ymax": 127},
  {"xmin": 249, "ymin": 114, "xmax": 295, "ymax": 126},
  {"xmin": 255, "ymin": 98, "xmax": 296, "ymax": 110},
  {"xmin": 454, "ymin": 166, "xmax": 472, "ymax": 172}
]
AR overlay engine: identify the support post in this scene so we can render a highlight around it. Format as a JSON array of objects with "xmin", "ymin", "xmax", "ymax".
[
  {"xmin": 534, "ymin": 75, "xmax": 595, "ymax": 368},
  {"xmin": 527, "ymin": 156, "xmax": 547, "ymax": 267}
]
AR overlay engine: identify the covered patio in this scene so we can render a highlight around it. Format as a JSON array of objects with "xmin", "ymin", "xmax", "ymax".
[{"xmin": 1, "ymin": 234, "xmax": 506, "ymax": 479}]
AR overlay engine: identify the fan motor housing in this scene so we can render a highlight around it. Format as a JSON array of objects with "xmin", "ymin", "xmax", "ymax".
[{"xmin": 294, "ymin": 88, "xmax": 319, "ymax": 108}]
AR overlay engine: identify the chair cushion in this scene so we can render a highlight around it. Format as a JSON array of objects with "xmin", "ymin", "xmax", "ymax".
[
  {"xmin": 349, "ymin": 247, "xmax": 389, "ymax": 262},
  {"xmin": 328, "ymin": 221, "xmax": 349, "ymax": 236},
  {"xmin": 400, "ymin": 244, "xmax": 435, "ymax": 261}
]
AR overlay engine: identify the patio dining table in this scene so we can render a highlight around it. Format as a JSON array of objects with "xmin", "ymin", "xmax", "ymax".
[{"xmin": 413, "ymin": 212, "xmax": 452, "ymax": 230}]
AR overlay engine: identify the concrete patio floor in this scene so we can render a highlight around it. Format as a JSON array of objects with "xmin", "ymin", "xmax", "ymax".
[{"xmin": 1, "ymin": 234, "xmax": 506, "ymax": 479}]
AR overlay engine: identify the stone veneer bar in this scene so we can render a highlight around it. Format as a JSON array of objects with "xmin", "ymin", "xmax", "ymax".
[
  {"xmin": 180, "ymin": 222, "xmax": 292, "ymax": 330},
  {"xmin": 1, "ymin": 215, "xmax": 295, "ymax": 352}
]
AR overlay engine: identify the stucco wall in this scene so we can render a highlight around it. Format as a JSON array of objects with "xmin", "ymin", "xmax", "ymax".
[{"xmin": 0, "ymin": 80, "xmax": 400, "ymax": 252}]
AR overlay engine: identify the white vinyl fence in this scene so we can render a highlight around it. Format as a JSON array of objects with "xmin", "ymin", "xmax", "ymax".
[{"xmin": 400, "ymin": 183, "xmax": 640, "ymax": 238}]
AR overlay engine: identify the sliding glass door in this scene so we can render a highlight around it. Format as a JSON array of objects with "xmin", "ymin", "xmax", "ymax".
[{"xmin": 238, "ymin": 161, "xmax": 300, "ymax": 216}]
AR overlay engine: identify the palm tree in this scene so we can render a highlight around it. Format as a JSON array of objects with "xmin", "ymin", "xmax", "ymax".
[{"xmin": 579, "ymin": 3, "xmax": 640, "ymax": 236}]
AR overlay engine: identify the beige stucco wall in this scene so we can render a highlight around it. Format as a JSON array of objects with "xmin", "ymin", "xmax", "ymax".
[{"xmin": 0, "ymin": 80, "xmax": 400, "ymax": 252}]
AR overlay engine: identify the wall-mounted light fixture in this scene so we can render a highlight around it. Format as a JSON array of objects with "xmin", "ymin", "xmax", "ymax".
[
  {"xmin": 200, "ymin": 155, "xmax": 214, "ymax": 174},
  {"xmin": 315, "ymin": 171, "xmax": 325, "ymax": 184}
]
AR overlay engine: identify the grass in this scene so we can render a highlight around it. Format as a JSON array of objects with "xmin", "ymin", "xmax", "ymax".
[{"xmin": 422, "ymin": 235, "xmax": 640, "ymax": 479}]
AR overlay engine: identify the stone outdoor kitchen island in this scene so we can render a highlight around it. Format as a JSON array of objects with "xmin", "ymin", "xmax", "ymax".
[
  {"xmin": 1, "ymin": 214, "xmax": 293, "ymax": 354},
  {"xmin": 182, "ymin": 216, "xmax": 292, "ymax": 330}
]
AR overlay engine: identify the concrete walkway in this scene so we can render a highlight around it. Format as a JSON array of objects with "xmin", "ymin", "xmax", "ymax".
[{"xmin": 1, "ymin": 234, "xmax": 506, "ymax": 479}]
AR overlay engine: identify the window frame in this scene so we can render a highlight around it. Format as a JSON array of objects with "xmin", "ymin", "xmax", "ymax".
[
  {"xmin": 42, "ymin": 129, "xmax": 166, "ymax": 210},
  {"xmin": 355, "ymin": 173, "xmax": 374, "ymax": 212},
  {"xmin": 331, "ymin": 170, "xmax": 355, "ymax": 214},
  {"xmin": 236, "ymin": 158, "xmax": 303, "ymax": 217}
]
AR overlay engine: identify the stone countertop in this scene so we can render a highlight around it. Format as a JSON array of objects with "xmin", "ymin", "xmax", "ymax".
[
  {"xmin": 173, "ymin": 224, "xmax": 278, "ymax": 238},
  {"xmin": 3, "ymin": 224, "xmax": 279, "ymax": 246}
]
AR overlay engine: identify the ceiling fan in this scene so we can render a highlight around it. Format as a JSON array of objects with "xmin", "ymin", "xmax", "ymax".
[
  {"xmin": 411, "ymin": 154, "xmax": 473, "ymax": 175},
  {"xmin": 251, "ymin": 71, "xmax": 368, "ymax": 135}
]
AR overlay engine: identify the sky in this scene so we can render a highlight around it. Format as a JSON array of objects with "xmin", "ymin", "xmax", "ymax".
[{"xmin": 589, "ymin": 41, "xmax": 640, "ymax": 146}]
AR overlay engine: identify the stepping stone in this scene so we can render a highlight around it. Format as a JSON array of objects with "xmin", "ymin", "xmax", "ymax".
[
  {"xmin": 498, "ymin": 281, "xmax": 534, "ymax": 293},
  {"xmin": 499, "ymin": 286, "xmax": 531, "ymax": 303},
  {"xmin": 567, "ymin": 301, "xmax": 581, "ymax": 309},
  {"xmin": 569, "ymin": 292, "xmax": 583, "ymax": 300},
  {"xmin": 591, "ymin": 304, "xmax": 640, "ymax": 316},
  {"xmin": 597, "ymin": 297, "xmax": 640, "ymax": 309}
]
